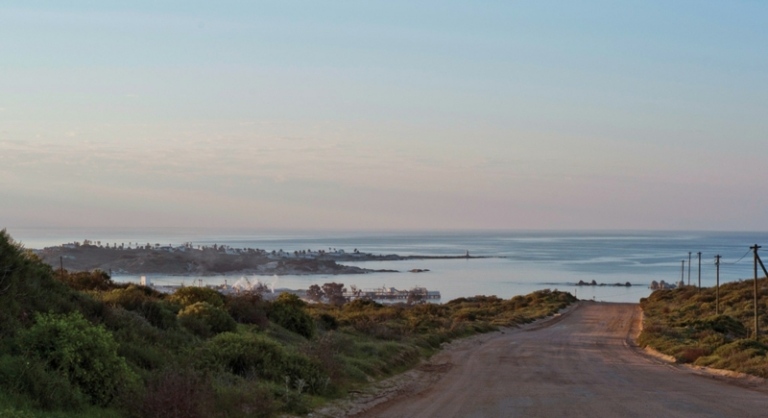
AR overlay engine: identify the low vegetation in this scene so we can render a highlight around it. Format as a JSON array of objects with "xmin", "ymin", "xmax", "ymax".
[
  {"xmin": 639, "ymin": 281, "xmax": 768, "ymax": 377},
  {"xmin": 0, "ymin": 229, "xmax": 575, "ymax": 417}
]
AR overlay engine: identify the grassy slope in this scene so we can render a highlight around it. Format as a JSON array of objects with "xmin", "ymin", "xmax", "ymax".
[
  {"xmin": 0, "ymin": 230, "xmax": 576, "ymax": 418},
  {"xmin": 639, "ymin": 280, "xmax": 768, "ymax": 377}
]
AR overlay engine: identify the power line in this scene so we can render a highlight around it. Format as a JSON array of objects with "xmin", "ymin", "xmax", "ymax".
[{"xmin": 722, "ymin": 248, "xmax": 752, "ymax": 265}]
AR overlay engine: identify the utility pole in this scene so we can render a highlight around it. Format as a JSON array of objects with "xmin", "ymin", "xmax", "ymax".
[
  {"xmin": 752, "ymin": 244, "xmax": 761, "ymax": 340},
  {"xmin": 688, "ymin": 252, "xmax": 692, "ymax": 286},
  {"xmin": 681, "ymin": 260, "xmax": 685, "ymax": 285},
  {"xmin": 753, "ymin": 247, "xmax": 768, "ymax": 340},
  {"xmin": 715, "ymin": 255, "xmax": 721, "ymax": 315},
  {"xmin": 59, "ymin": 256, "xmax": 64, "ymax": 281},
  {"xmin": 697, "ymin": 252, "xmax": 702, "ymax": 291}
]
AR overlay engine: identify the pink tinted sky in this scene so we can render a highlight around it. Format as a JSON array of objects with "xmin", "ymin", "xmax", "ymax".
[{"xmin": 2, "ymin": 1, "xmax": 767, "ymax": 231}]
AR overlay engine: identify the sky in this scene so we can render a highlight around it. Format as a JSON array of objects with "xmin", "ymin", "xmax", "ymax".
[{"xmin": 2, "ymin": 1, "xmax": 767, "ymax": 232}]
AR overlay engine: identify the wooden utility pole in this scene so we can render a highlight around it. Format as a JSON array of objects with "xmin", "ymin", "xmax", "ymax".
[
  {"xmin": 697, "ymin": 252, "xmax": 702, "ymax": 291},
  {"xmin": 681, "ymin": 260, "xmax": 685, "ymax": 285},
  {"xmin": 59, "ymin": 256, "xmax": 64, "ymax": 281},
  {"xmin": 715, "ymin": 255, "xmax": 721, "ymax": 315},
  {"xmin": 754, "ymin": 249, "xmax": 768, "ymax": 337},
  {"xmin": 752, "ymin": 244, "xmax": 761, "ymax": 339},
  {"xmin": 688, "ymin": 252, "xmax": 692, "ymax": 286}
]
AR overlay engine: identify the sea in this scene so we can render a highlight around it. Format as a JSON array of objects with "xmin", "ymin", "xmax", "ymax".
[{"xmin": 7, "ymin": 228, "xmax": 768, "ymax": 303}]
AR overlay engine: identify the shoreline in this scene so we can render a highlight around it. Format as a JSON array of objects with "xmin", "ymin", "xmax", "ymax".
[{"xmin": 33, "ymin": 242, "xmax": 487, "ymax": 277}]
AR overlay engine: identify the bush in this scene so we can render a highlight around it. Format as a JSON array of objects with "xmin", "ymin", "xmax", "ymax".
[
  {"xmin": 225, "ymin": 292, "xmax": 269, "ymax": 328},
  {"xmin": 101, "ymin": 286, "xmax": 177, "ymax": 329},
  {"xmin": 344, "ymin": 299, "xmax": 383, "ymax": 312},
  {"xmin": 18, "ymin": 311, "xmax": 138, "ymax": 407},
  {"xmin": 0, "ymin": 354, "xmax": 88, "ymax": 410},
  {"xmin": 169, "ymin": 287, "xmax": 225, "ymax": 308},
  {"xmin": 102, "ymin": 307, "xmax": 169, "ymax": 370},
  {"xmin": 178, "ymin": 302, "xmax": 237, "ymax": 338},
  {"xmin": 316, "ymin": 313, "xmax": 339, "ymax": 331},
  {"xmin": 197, "ymin": 332, "xmax": 327, "ymax": 392},
  {"xmin": 268, "ymin": 293, "xmax": 315, "ymax": 339},
  {"xmin": 58, "ymin": 270, "xmax": 117, "ymax": 291},
  {"xmin": 138, "ymin": 299, "xmax": 179, "ymax": 330}
]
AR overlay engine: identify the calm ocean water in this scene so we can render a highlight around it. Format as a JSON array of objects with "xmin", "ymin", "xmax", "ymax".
[{"xmin": 8, "ymin": 228, "xmax": 768, "ymax": 303}]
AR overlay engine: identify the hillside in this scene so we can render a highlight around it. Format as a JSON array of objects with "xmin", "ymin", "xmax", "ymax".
[
  {"xmin": 639, "ymin": 280, "xmax": 768, "ymax": 377},
  {"xmin": 0, "ymin": 229, "xmax": 575, "ymax": 418}
]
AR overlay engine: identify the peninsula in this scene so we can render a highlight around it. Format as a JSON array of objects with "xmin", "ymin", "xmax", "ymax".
[{"xmin": 33, "ymin": 241, "xmax": 480, "ymax": 276}]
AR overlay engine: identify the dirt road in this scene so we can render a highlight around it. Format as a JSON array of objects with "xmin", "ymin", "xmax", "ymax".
[{"xmin": 349, "ymin": 302, "xmax": 768, "ymax": 418}]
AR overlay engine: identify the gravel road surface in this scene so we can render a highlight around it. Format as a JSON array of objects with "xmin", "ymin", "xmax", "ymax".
[{"xmin": 349, "ymin": 302, "xmax": 768, "ymax": 418}]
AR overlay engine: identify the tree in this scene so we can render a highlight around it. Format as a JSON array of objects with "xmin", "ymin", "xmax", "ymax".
[
  {"xmin": 322, "ymin": 282, "xmax": 346, "ymax": 306},
  {"xmin": 306, "ymin": 284, "xmax": 324, "ymax": 302}
]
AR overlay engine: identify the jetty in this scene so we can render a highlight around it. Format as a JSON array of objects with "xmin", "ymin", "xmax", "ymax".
[{"xmin": 345, "ymin": 286, "xmax": 441, "ymax": 301}]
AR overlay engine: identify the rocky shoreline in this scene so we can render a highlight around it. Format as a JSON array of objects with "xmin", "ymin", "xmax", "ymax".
[{"xmin": 33, "ymin": 241, "xmax": 481, "ymax": 276}]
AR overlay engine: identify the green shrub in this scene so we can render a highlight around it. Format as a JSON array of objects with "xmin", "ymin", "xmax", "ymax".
[
  {"xmin": 316, "ymin": 313, "xmax": 339, "ymax": 331},
  {"xmin": 101, "ymin": 286, "xmax": 177, "ymax": 329},
  {"xmin": 197, "ymin": 332, "xmax": 326, "ymax": 392},
  {"xmin": 101, "ymin": 286, "xmax": 154, "ymax": 311},
  {"xmin": 57, "ymin": 270, "xmax": 117, "ymax": 292},
  {"xmin": 225, "ymin": 292, "xmax": 269, "ymax": 328},
  {"xmin": 343, "ymin": 298, "xmax": 383, "ymax": 312},
  {"xmin": 18, "ymin": 311, "xmax": 138, "ymax": 407},
  {"xmin": 138, "ymin": 299, "xmax": 179, "ymax": 330},
  {"xmin": 178, "ymin": 302, "xmax": 237, "ymax": 338},
  {"xmin": 101, "ymin": 307, "xmax": 173, "ymax": 370},
  {"xmin": 0, "ymin": 354, "xmax": 88, "ymax": 411},
  {"xmin": 268, "ymin": 293, "xmax": 315, "ymax": 339},
  {"xmin": 169, "ymin": 287, "xmax": 225, "ymax": 308}
]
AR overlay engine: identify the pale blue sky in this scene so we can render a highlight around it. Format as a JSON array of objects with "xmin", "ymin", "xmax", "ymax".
[{"xmin": 2, "ymin": 1, "xmax": 767, "ymax": 231}]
